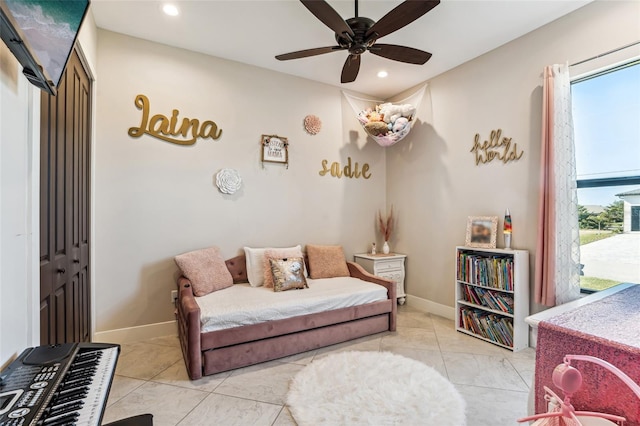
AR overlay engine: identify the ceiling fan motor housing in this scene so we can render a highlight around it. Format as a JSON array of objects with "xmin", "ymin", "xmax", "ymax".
[{"xmin": 336, "ymin": 17, "xmax": 376, "ymax": 54}]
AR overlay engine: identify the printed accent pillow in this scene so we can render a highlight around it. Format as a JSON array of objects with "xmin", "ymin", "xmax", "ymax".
[
  {"xmin": 174, "ymin": 247, "xmax": 233, "ymax": 297},
  {"xmin": 263, "ymin": 247, "xmax": 307, "ymax": 288},
  {"xmin": 306, "ymin": 244, "xmax": 350, "ymax": 279},
  {"xmin": 244, "ymin": 245, "xmax": 302, "ymax": 287},
  {"xmin": 270, "ymin": 257, "xmax": 308, "ymax": 292}
]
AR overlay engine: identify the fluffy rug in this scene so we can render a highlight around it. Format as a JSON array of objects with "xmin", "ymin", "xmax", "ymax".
[{"xmin": 287, "ymin": 351, "xmax": 466, "ymax": 425}]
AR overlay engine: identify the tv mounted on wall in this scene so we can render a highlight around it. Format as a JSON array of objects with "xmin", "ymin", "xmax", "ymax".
[{"xmin": 0, "ymin": 0, "xmax": 90, "ymax": 96}]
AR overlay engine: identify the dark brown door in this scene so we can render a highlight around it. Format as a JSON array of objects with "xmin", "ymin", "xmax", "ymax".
[{"xmin": 40, "ymin": 49, "xmax": 91, "ymax": 345}]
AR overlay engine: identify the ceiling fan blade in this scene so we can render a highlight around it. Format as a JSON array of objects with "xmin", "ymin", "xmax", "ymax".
[
  {"xmin": 366, "ymin": 0, "xmax": 440, "ymax": 40},
  {"xmin": 368, "ymin": 44, "xmax": 432, "ymax": 65},
  {"xmin": 341, "ymin": 54, "xmax": 361, "ymax": 83},
  {"xmin": 301, "ymin": 0, "xmax": 354, "ymax": 38},
  {"xmin": 276, "ymin": 46, "xmax": 345, "ymax": 61}
]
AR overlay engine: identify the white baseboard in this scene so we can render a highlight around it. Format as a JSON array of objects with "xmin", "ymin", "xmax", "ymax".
[
  {"xmin": 93, "ymin": 320, "xmax": 177, "ymax": 345},
  {"xmin": 405, "ymin": 295, "xmax": 455, "ymax": 320}
]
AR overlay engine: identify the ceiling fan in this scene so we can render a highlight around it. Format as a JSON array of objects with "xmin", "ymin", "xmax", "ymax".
[{"xmin": 275, "ymin": 0, "xmax": 440, "ymax": 83}]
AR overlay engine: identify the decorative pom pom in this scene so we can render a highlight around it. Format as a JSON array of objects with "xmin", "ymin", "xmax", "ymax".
[{"xmin": 304, "ymin": 115, "xmax": 322, "ymax": 135}]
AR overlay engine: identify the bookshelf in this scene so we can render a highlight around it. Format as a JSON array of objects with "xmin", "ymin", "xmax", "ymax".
[{"xmin": 455, "ymin": 246, "xmax": 529, "ymax": 351}]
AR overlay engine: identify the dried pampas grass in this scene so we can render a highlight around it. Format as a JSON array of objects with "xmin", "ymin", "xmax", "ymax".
[{"xmin": 378, "ymin": 206, "xmax": 394, "ymax": 242}]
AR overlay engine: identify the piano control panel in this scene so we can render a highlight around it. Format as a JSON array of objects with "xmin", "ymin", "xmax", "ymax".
[{"xmin": 0, "ymin": 343, "xmax": 119, "ymax": 426}]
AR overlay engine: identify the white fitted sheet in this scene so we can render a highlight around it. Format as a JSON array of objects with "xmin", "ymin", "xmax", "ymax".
[{"xmin": 195, "ymin": 277, "xmax": 388, "ymax": 333}]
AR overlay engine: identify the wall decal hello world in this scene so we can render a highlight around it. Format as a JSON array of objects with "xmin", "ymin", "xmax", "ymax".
[{"xmin": 470, "ymin": 129, "xmax": 523, "ymax": 165}]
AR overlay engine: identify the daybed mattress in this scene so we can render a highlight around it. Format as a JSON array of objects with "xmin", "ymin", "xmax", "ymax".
[{"xmin": 195, "ymin": 277, "xmax": 388, "ymax": 332}]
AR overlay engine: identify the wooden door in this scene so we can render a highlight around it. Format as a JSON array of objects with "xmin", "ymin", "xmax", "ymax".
[{"xmin": 40, "ymin": 49, "xmax": 91, "ymax": 345}]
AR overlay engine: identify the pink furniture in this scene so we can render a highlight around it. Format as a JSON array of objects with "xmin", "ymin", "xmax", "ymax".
[
  {"xmin": 175, "ymin": 254, "xmax": 397, "ymax": 380},
  {"xmin": 533, "ymin": 284, "xmax": 640, "ymax": 425}
]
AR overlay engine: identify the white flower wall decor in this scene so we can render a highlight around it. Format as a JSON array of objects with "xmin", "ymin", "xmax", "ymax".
[{"xmin": 215, "ymin": 168, "xmax": 242, "ymax": 194}]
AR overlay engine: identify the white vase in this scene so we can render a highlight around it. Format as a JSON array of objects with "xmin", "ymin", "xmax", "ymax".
[{"xmin": 382, "ymin": 241, "xmax": 390, "ymax": 254}]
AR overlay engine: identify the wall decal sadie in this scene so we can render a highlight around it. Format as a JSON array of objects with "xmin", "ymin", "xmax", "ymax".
[
  {"xmin": 319, "ymin": 157, "xmax": 371, "ymax": 179},
  {"xmin": 470, "ymin": 129, "xmax": 523, "ymax": 165},
  {"xmin": 128, "ymin": 94, "xmax": 222, "ymax": 145}
]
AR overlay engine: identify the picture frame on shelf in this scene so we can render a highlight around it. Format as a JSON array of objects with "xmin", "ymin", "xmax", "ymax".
[
  {"xmin": 261, "ymin": 134, "xmax": 288, "ymax": 166},
  {"xmin": 465, "ymin": 216, "xmax": 498, "ymax": 248}
]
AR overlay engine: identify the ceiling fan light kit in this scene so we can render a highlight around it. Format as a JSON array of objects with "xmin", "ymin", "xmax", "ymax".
[{"xmin": 276, "ymin": 0, "xmax": 440, "ymax": 83}]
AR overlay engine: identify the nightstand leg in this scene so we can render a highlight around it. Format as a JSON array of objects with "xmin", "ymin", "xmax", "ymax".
[{"xmin": 398, "ymin": 297, "xmax": 406, "ymax": 305}]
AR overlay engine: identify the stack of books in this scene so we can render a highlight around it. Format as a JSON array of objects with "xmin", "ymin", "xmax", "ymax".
[
  {"xmin": 457, "ymin": 251, "xmax": 514, "ymax": 291},
  {"xmin": 458, "ymin": 307, "xmax": 514, "ymax": 347},
  {"xmin": 461, "ymin": 284, "xmax": 514, "ymax": 314}
]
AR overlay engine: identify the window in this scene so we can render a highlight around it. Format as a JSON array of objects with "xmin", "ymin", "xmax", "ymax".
[{"xmin": 572, "ymin": 60, "xmax": 640, "ymax": 292}]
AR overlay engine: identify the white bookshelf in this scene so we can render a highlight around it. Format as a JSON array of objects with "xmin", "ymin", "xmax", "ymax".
[{"xmin": 455, "ymin": 246, "xmax": 529, "ymax": 351}]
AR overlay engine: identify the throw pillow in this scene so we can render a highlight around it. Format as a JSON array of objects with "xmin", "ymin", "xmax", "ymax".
[
  {"xmin": 174, "ymin": 247, "xmax": 233, "ymax": 297},
  {"xmin": 244, "ymin": 245, "xmax": 302, "ymax": 287},
  {"xmin": 263, "ymin": 247, "xmax": 307, "ymax": 288},
  {"xmin": 270, "ymin": 257, "xmax": 308, "ymax": 292},
  {"xmin": 306, "ymin": 244, "xmax": 350, "ymax": 279}
]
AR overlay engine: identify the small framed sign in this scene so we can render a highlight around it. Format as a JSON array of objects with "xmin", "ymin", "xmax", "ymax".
[
  {"xmin": 261, "ymin": 135, "xmax": 288, "ymax": 166},
  {"xmin": 465, "ymin": 216, "xmax": 498, "ymax": 249}
]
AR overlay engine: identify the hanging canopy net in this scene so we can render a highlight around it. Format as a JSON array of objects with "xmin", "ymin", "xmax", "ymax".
[{"xmin": 343, "ymin": 84, "xmax": 427, "ymax": 147}]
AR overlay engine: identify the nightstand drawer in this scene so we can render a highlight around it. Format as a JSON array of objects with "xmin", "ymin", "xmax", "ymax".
[
  {"xmin": 377, "ymin": 270, "xmax": 403, "ymax": 282},
  {"xmin": 374, "ymin": 259, "xmax": 403, "ymax": 272},
  {"xmin": 353, "ymin": 253, "xmax": 406, "ymax": 304}
]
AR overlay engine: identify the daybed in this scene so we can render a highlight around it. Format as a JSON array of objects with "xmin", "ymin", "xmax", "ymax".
[{"xmin": 175, "ymin": 252, "xmax": 397, "ymax": 380}]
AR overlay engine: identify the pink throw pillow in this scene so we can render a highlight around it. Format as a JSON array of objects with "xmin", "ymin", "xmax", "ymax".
[
  {"xmin": 174, "ymin": 247, "xmax": 233, "ymax": 296},
  {"xmin": 306, "ymin": 245, "xmax": 350, "ymax": 279}
]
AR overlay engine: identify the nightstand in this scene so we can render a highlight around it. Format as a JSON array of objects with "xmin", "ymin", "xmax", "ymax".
[{"xmin": 353, "ymin": 253, "xmax": 407, "ymax": 305}]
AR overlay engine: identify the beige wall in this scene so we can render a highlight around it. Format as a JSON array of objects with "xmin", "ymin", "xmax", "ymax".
[
  {"xmin": 386, "ymin": 1, "xmax": 640, "ymax": 315},
  {"xmin": 3, "ymin": 2, "xmax": 639, "ymax": 348},
  {"xmin": 0, "ymin": 45, "xmax": 39, "ymax": 366},
  {"xmin": 94, "ymin": 30, "xmax": 386, "ymax": 332}
]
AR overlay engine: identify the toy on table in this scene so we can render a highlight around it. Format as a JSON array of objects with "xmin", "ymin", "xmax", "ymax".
[{"xmin": 518, "ymin": 354, "xmax": 640, "ymax": 426}]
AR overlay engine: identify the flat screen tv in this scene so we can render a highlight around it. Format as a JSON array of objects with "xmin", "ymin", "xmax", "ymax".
[{"xmin": 0, "ymin": 0, "xmax": 90, "ymax": 95}]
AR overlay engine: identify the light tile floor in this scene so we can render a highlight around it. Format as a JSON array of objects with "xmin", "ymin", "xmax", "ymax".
[{"xmin": 103, "ymin": 305, "xmax": 536, "ymax": 426}]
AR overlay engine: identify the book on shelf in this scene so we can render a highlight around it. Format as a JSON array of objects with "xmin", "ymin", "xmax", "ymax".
[
  {"xmin": 460, "ymin": 284, "xmax": 514, "ymax": 314},
  {"xmin": 458, "ymin": 306, "xmax": 514, "ymax": 347},
  {"xmin": 457, "ymin": 251, "xmax": 515, "ymax": 291}
]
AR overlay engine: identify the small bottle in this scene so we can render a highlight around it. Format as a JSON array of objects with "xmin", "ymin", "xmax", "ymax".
[{"xmin": 371, "ymin": 242, "xmax": 377, "ymax": 255}]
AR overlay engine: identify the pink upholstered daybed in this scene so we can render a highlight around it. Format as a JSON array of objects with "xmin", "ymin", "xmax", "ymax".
[{"xmin": 175, "ymin": 252, "xmax": 397, "ymax": 380}]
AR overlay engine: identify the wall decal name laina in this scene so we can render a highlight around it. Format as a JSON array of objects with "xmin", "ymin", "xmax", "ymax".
[{"xmin": 128, "ymin": 94, "xmax": 222, "ymax": 145}]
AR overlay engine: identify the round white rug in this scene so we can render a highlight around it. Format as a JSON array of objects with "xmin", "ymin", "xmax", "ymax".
[{"xmin": 287, "ymin": 351, "xmax": 466, "ymax": 425}]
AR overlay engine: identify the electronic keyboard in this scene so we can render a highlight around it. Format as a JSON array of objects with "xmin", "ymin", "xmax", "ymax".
[{"xmin": 0, "ymin": 343, "xmax": 119, "ymax": 426}]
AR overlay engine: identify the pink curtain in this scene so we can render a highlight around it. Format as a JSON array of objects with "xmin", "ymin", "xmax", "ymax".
[
  {"xmin": 535, "ymin": 66, "xmax": 557, "ymax": 307},
  {"xmin": 535, "ymin": 65, "xmax": 581, "ymax": 307}
]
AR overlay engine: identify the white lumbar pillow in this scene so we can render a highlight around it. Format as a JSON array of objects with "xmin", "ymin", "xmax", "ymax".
[{"xmin": 244, "ymin": 245, "xmax": 302, "ymax": 287}]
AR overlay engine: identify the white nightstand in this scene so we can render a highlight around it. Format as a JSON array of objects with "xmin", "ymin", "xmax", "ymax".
[{"xmin": 353, "ymin": 253, "xmax": 407, "ymax": 305}]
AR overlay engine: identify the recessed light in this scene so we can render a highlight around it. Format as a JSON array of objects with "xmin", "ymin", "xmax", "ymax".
[
  {"xmin": 377, "ymin": 70, "xmax": 388, "ymax": 78},
  {"xmin": 162, "ymin": 4, "xmax": 179, "ymax": 16}
]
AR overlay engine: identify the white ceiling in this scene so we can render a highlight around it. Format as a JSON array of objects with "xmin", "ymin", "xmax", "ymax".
[{"xmin": 91, "ymin": 0, "xmax": 591, "ymax": 99}]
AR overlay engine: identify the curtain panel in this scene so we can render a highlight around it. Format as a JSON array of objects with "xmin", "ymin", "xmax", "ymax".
[{"xmin": 535, "ymin": 64, "xmax": 581, "ymax": 307}]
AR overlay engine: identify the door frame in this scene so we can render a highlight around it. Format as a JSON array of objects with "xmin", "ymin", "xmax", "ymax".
[
  {"xmin": 27, "ymin": 81, "xmax": 42, "ymax": 348},
  {"xmin": 76, "ymin": 44, "xmax": 97, "ymax": 342}
]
